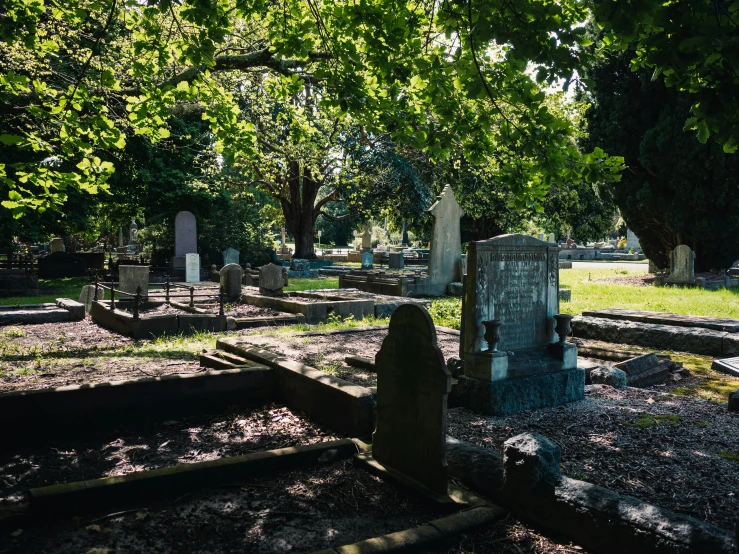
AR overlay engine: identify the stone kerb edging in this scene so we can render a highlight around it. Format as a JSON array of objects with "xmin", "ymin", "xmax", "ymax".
[
  {"xmin": 217, "ymin": 337, "xmax": 375, "ymax": 438},
  {"xmin": 0, "ymin": 298, "xmax": 84, "ymax": 325},
  {"xmin": 446, "ymin": 434, "xmax": 736, "ymax": 554},
  {"xmin": 573, "ymin": 315, "xmax": 739, "ymax": 357},
  {"xmin": 0, "ymin": 367, "xmax": 274, "ymax": 446}
]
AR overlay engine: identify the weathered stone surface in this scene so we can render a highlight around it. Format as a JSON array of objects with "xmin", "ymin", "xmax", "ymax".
[
  {"xmin": 728, "ymin": 390, "xmax": 739, "ymax": 412},
  {"xmin": 288, "ymin": 258, "xmax": 312, "ymax": 278},
  {"xmin": 219, "ymin": 263, "xmax": 243, "ymax": 298},
  {"xmin": 222, "ymin": 247, "xmax": 239, "ymax": 266},
  {"xmin": 616, "ymin": 353, "xmax": 659, "ymax": 374},
  {"xmin": 666, "ymin": 244, "xmax": 696, "ymax": 284},
  {"xmin": 712, "ymin": 357, "xmax": 739, "ymax": 377},
  {"xmin": 361, "ymin": 252, "xmax": 373, "ymax": 269},
  {"xmin": 373, "ymin": 304, "xmax": 451, "ymax": 495},
  {"xmin": 572, "ymin": 315, "xmax": 727, "ymax": 356},
  {"xmin": 185, "ymin": 253, "xmax": 200, "ymax": 283},
  {"xmin": 582, "ymin": 308, "xmax": 739, "ymax": 333},
  {"xmin": 258, "ymin": 263, "xmax": 286, "ymax": 296},
  {"xmin": 79, "ymin": 285, "xmax": 106, "ymax": 313},
  {"xmin": 361, "ymin": 222, "xmax": 372, "ymax": 250},
  {"xmin": 388, "ymin": 252, "xmax": 404, "ymax": 270},
  {"xmin": 503, "ymin": 433, "xmax": 561, "ymax": 496},
  {"xmin": 119, "ymin": 265, "xmax": 150, "ymax": 297},
  {"xmin": 174, "ymin": 211, "xmax": 197, "ymax": 256},
  {"xmin": 463, "ymin": 234, "xmax": 558, "ymax": 355},
  {"xmin": 457, "ymin": 369, "xmax": 584, "ymax": 416},
  {"xmin": 56, "ymin": 298, "xmax": 85, "ymax": 321},
  {"xmin": 426, "ymin": 185, "xmax": 464, "ymax": 293},
  {"xmin": 589, "ymin": 367, "xmax": 627, "ymax": 388},
  {"xmin": 50, "ymin": 237, "xmax": 65, "ymax": 253},
  {"xmin": 447, "ymin": 282, "xmax": 463, "ymax": 297},
  {"xmin": 0, "ymin": 308, "xmax": 70, "ymax": 325},
  {"xmin": 559, "ymin": 261, "xmax": 572, "ymax": 269},
  {"xmin": 626, "ymin": 229, "xmax": 640, "ymax": 250}
]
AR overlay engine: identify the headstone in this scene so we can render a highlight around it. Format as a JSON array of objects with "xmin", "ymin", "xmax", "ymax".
[
  {"xmin": 458, "ymin": 234, "xmax": 582, "ymax": 415},
  {"xmin": 361, "ymin": 223, "xmax": 372, "ymax": 251},
  {"xmin": 219, "ymin": 263, "xmax": 244, "ymax": 298},
  {"xmin": 290, "ymin": 258, "xmax": 312, "ymax": 278},
  {"xmin": 175, "ymin": 211, "xmax": 197, "ymax": 256},
  {"xmin": 626, "ymin": 229, "xmax": 640, "ymax": 250},
  {"xmin": 458, "ymin": 254, "xmax": 467, "ymax": 277},
  {"xmin": 259, "ymin": 263, "xmax": 286, "ymax": 296},
  {"xmin": 711, "ymin": 357, "xmax": 739, "ymax": 378},
  {"xmin": 50, "ymin": 237, "xmax": 65, "ymax": 253},
  {"xmin": 423, "ymin": 185, "xmax": 464, "ymax": 296},
  {"xmin": 119, "ymin": 265, "xmax": 149, "ymax": 298},
  {"xmin": 79, "ymin": 285, "xmax": 106, "ymax": 313},
  {"xmin": 373, "ymin": 304, "xmax": 451, "ymax": 495},
  {"xmin": 548, "ymin": 233, "xmax": 555, "ymax": 244},
  {"xmin": 666, "ymin": 245, "xmax": 696, "ymax": 284},
  {"xmin": 361, "ymin": 252, "xmax": 373, "ymax": 269},
  {"xmin": 129, "ymin": 219, "xmax": 139, "ymax": 244},
  {"xmin": 185, "ymin": 253, "xmax": 200, "ymax": 283},
  {"xmin": 538, "ymin": 233, "xmax": 545, "ymax": 241},
  {"xmin": 222, "ymin": 247, "xmax": 239, "ymax": 266},
  {"xmin": 388, "ymin": 252, "xmax": 404, "ymax": 270}
]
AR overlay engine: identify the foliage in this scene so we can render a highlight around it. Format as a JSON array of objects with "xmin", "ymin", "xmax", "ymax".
[
  {"xmin": 593, "ymin": 0, "xmax": 739, "ymax": 149},
  {"xmin": 581, "ymin": 46, "xmax": 739, "ymax": 269},
  {"xmin": 0, "ymin": 0, "xmax": 623, "ymax": 222}
]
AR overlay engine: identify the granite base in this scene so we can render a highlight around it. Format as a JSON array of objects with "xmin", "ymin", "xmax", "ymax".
[{"xmin": 457, "ymin": 369, "xmax": 585, "ymax": 416}]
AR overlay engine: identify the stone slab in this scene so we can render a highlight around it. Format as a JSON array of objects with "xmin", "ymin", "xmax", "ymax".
[
  {"xmin": 55, "ymin": 298, "xmax": 85, "ymax": 321},
  {"xmin": 572, "ymin": 315, "xmax": 728, "ymax": 356},
  {"xmin": 0, "ymin": 308, "xmax": 70, "ymax": 325},
  {"xmin": 118, "ymin": 265, "xmax": 150, "ymax": 298},
  {"xmin": 427, "ymin": 185, "xmax": 464, "ymax": 289},
  {"xmin": 457, "ymin": 368, "xmax": 585, "ymax": 416},
  {"xmin": 711, "ymin": 357, "xmax": 739, "ymax": 377},
  {"xmin": 174, "ymin": 211, "xmax": 197, "ymax": 256},
  {"xmin": 79, "ymin": 285, "xmax": 106, "ymax": 313},
  {"xmin": 582, "ymin": 309, "xmax": 739, "ymax": 333}
]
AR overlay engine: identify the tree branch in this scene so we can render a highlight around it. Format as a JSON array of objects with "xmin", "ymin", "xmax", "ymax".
[{"xmin": 317, "ymin": 210, "xmax": 351, "ymax": 221}]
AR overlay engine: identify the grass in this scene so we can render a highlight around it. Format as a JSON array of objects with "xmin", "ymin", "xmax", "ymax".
[
  {"xmin": 285, "ymin": 277, "xmax": 339, "ymax": 292},
  {"xmin": 717, "ymin": 451, "xmax": 739, "ymax": 463},
  {"xmin": 0, "ymin": 277, "xmax": 90, "ymax": 306},
  {"xmin": 559, "ymin": 268, "xmax": 739, "ymax": 318}
]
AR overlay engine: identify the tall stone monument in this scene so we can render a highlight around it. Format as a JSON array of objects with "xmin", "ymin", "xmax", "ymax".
[
  {"xmin": 665, "ymin": 244, "xmax": 696, "ymax": 285},
  {"xmin": 129, "ymin": 219, "xmax": 139, "ymax": 252},
  {"xmin": 413, "ymin": 185, "xmax": 464, "ymax": 296},
  {"xmin": 458, "ymin": 234, "xmax": 583, "ymax": 415},
  {"xmin": 172, "ymin": 211, "xmax": 197, "ymax": 280},
  {"xmin": 361, "ymin": 223, "xmax": 372, "ymax": 252},
  {"xmin": 373, "ymin": 304, "xmax": 451, "ymax": 495}
]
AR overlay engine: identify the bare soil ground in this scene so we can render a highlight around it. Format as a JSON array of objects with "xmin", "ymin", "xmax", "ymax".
[
  {"xmin": 0, "ymin": 403, "xmax": 338, "ymax": 506},
  {"xmin": 223, "ymin": 302, "xmax": 289, "ymax": 318},
  {"xmin": 449, "ymin": 385, "xmax": 739, "ymax": 531},
  {"xmin": 240, "ymin": 328, "xmax": 461, "ymax": 388},
  {"xmin": 5, "ymin": 459, "xmax": 450, "ymax": 554}
]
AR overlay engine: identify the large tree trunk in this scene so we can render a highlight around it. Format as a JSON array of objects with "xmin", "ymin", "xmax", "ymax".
[{"xmin": 280, "ymin": 162, "xmax": 320, "ymax": 259}]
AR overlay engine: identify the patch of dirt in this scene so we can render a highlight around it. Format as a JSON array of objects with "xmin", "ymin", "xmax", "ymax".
[
  {"xmin": 116, "ymin": 303, "xmax": 184, "ymax": 316},
  {"xmin": 592, "ymin": 274, "xmax": 657, "ymax": 287},
  {"xmin": 0, "ymin": 403, "xmax": 338, "ymax": 506},
  {"xmin": 448, "ymin": 385, "xmax": 739, "ymax": 531},
  {"xmin": 6, "ymin": 459, "xmax": 448, "ymax": 553},
  {"xmin": 240, "ymin": 328, "xmax": 461, "ymax": 388},
  {"xmin": 0, "ymin": 318, "xmax": 202, "ymax": 393},
  {"xmin": 224, "ymin": 303, "xmax": 289, "ymax": 318}
]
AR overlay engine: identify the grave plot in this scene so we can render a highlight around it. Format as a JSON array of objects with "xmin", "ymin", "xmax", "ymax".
[{"xmin": 241, "ymin": 287, "xmax": 375, "ymax": 324}]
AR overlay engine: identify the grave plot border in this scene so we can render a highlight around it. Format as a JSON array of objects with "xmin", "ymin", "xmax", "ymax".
[
  {"xmin": 0, "ymin": 298, "xmax": 84, "ymax": 326},
  {"xmin": 240, "ymin": 290, "xmax": 375, "ymax": 323},
  {"xmin": 2, "ymin": 439, "xmax": 505, "ymax": 554},
  {"xmin": 0, "ymin": 366, "xmax": 274, "ymax": 446},
  {"xmin": 170, "ymin": 300, "xmax": 306, "ymax": 329}
]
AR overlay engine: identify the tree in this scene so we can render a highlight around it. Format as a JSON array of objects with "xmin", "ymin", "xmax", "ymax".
[
  {"xmin": 582, "ymin": 46, "xmax": 739, "ymax": 270},
  {"xmin": 593, "ymin": 0, "xmax": 739, "ymax": 149},
  {"xmin": 1, "ymin": 0, "xmax": 622, "ymax": 223}
]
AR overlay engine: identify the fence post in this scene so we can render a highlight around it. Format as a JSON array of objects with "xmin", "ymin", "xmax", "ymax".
[
  {"xmin": 93, "ymin": 280, "xmax": 99, "ymax": 301},
  {"xmin": 219, "ymin": 287, "xmax": 225, "ymax": 317},
  {"xmin": 110, "ymin": 284, "xmax": 116, "ymax": 311},
  {"xmin": 165, "ymin": 276, "xmax": 170, "ymax": 303},
  {"xmin": 189, "ymin": 286, "xmax": 194, "ymax": 308},
  {"xmin": 133, "ymin": 286, "xmax": 141, "ymax": 320}
]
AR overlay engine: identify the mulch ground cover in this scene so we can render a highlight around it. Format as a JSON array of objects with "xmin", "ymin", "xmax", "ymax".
[
  {"xmin": 246, "ymin": 328, "xmax": 738, "ymax": 531},
  {"xmin": 0, "ymin": 403, "xmax": 338, "ymax": 507},
  {"xmin": 4, "ymin": 459, "xmax": 449, "ymax": 553}
]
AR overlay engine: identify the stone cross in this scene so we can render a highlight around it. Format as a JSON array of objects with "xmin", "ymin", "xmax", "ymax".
[
  {"xmin": 175, "ymin": 211, "xmax": 197, "ymax": 257},
  {"xmin": 373, "ymin": 304, "xmax": 451, "ymax": 494},
  {"xmin": 361, "ymin": 223, "xmax": 372, "ymax": 250},
  {"xmin": 426, "ymin": 185, "xmax": 464, "ymax": 291}
]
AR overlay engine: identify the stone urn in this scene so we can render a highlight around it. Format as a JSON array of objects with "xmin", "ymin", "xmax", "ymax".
[
  {"xmin": 553, "ymin": 314, "xmax": 574, "ymax": 344},
  {"xmin": 482, "ymin": 320, "xmax": 503, "ymax": 352}
]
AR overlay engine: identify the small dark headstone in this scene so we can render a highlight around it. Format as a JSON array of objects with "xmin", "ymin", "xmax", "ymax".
[
  {"xmin": 373, "ymin": 304, "xmax": 451, "ymax": 495},
  {"xmin": 729, "ymin": 390, "xmax": 739, "ymax": 412},
  {"xmin": 615, "ymin": 353, "xmax": 671, "ymax": 387}
]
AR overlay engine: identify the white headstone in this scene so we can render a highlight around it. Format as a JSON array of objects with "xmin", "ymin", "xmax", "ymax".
[
  {"xmin": 185, "ymin": 253, "xmax": 200, "ymax": 283},
  {"xmin": 548, "ymin": 233, "xmax": 555, "ymax": 244}
]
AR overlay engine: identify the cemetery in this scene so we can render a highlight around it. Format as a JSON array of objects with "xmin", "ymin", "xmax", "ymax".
[{"xmin": 3, "ymin": 3, "xmax": 739, "ymax": 553}]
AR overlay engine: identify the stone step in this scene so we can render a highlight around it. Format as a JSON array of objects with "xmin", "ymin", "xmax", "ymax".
[
  {"xmin": 344, "ymin": 355, "xmax": 375, "ymax": 371},
  {"xmin": 200, "ymin": 349, "xmax": 256, "ymax": 370}
]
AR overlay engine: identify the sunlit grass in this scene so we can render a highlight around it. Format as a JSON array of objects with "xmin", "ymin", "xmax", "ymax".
[{"xmin": 0, "ymin": 277, "xmax": 90, "ymax": 306}]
